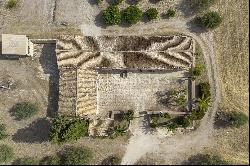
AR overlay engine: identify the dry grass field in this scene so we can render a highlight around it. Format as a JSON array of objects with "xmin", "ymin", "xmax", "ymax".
[{"xmin": 212, "ymin": 0, "xmax": 249, "ymax": 164}]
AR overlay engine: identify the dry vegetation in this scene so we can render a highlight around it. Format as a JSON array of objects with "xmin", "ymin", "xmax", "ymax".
[{"xmin": 212, "ymin": 0, "xmax": 249, "ymax": 164}]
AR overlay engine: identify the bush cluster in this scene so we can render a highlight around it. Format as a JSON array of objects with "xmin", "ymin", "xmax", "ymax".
[
  {"xmin": 200, "ymin": 11, "xmax": 222, "ymax": 29},
  {"xmin": 10, "ymin": 102, "xmax": 38, "ymax": 120},
  {"xmin": 165, "ymin": 9, "xmax": 176, "ymax": 18},
  {"xmin": 49, "ymin": 116, "xmax": 89, "ymax": 144},
  {"xmin": 123, "ymin": 5, "xmax": 142, "ymax": 25},
  {"xmin": 103, "ymin": 5, "xmax": 121, "ymax": 25},
  {"xmin": 174, "ymin": 116, "xmax": 191, "ymax": 128},
  {"xmin": 198, "ymin": 82, "xmax": 211, "ymax": 98},
  {"xmin": 145, "ymin": 8, "xmax": 158, "ymax": 21}
]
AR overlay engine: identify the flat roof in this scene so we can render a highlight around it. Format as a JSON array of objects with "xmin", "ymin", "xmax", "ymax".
[{"xmin": 2, "ymin": 34, "xmax": 28, "ymax": 55}]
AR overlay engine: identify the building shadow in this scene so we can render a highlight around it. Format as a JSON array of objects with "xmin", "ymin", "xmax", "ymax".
[
  {"xmin": 39, "ymin": 43, "xmax": 59, "ymax": 118},
  {"xmin": 12, "ymin": 118, "xmax": 51, "ymax": 143}
]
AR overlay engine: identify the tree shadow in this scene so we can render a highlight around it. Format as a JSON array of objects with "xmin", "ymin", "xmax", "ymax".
[
  {"xmin": 12, "ymin": 118, "xmax": 51, "ymax": 143},
  {"xmin": 39, "ymin": 43, "xmax": 59, "ymax": 118},
  {"xmin": 126, "ymin": 0, "xmax": 138, "ymax": 5},
  {"xmin": 149, "ymin": 0, "xmax": 161, "ymax": 4},
  {"xmin": 95, "ymin": 11, "xmax": 108, "ymax": 28},
  {"xmin": 88, "ymin": 0, "xmax": 99, "ymax": 5},
  {"xmin": 187, "ymin": 17, "xmax": 207, "ymax": 34}
]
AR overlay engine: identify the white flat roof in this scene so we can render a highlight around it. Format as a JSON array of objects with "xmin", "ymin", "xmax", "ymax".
[{"xmin": 2, "ymin": 34, "xmax": 28, "ymax": 55}]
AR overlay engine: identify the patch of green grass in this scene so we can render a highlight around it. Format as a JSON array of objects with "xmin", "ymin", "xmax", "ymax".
[
  {"xmin": 10, "ymin": 102, "xmax": 38, "ymax": 120},
  {"xmin": 62, "ymin": 146, "xmax": 92, "ymax": 165},
  {"xmin": 14, "ymin": 157, "xmax": 40, "ymax": 165},
  {"xmin": 49, "ymin": 116, "xmax": 89, "ymax": 144},
  {"xmin": 6, "ymin": 0, "xmax": 17, "ymax": 9},
  {"xmin": 0, "ymin": 123, "xmax": 8, "ymax": 140},
  {"xmin": 0, "ymin": 144, "xmax": 14, "ymax": 164}
]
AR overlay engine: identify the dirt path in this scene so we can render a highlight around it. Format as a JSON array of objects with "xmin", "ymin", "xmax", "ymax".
[{"xmin": 108, "ymin": 20, "xmax": 221, "ymax": 164}]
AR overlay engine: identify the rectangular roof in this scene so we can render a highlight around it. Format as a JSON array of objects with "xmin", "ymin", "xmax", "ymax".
[{"xmin": 2, "ymin": 34, "xmax": 29, "ymax": 55}]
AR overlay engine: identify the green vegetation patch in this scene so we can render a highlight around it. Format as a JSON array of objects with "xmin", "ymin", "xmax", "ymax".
[
  {"xmin": 184, "ymin": 153, "xmax": 228, "ymax": 165},
  {"xmin": 103, "ymin": 5, "xmax": 121, "ymax": 25},
  {"xmin": 49, "ymin": 116, "xmax": 89, "ymax": 144},
  {"xmin": 145, "ymin": 8, "xmax": 158, "ymax": 21},
  {"xmin": 14, "ymin": 157, "xmax": 40, "ymax": 165},
  {"xmin": 200, "ymin": 11, "xmax": 222, "ymax": 29},
  {"xmin": 10, "ymin": 102, "xmax": 38, "ymax": 120},
  {"xmin": 0, "ymin": 123, "xmax": 8, "ymax": 140},
  {"xmin": 198, "ymin": 82, "xmax": 211, "ymax": 98},
  {"xmin": 0, "ymin": 144, "xmax": 14, "ymax": 164},
  {"xmin": 123, "ymin": 5, "xmax": 142, "ymax": 25},
  {"xmin": 62, "ymin": 146, "xmax": 92, "ymax": 165},
  {"xmin": 6, "ymin": 0, "xmax": 17, "ymax": 9},
  {"xmin": 164, "ymin": 9, "xmax": 176, "ymax": 18}
]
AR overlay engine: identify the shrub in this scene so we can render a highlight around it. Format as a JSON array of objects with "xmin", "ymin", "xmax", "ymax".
[
  {"xmin": 10, "ymin": 102, "xmax": 38, "ymax": 120},
  {"xmin": 184, "ymin": 153, "xmax": 228, "ymax": 165},
  {"xmin": 101, "ymin": 155, "xmax": 121, "ymax": 165},
  {"xmin": 0, "ymin": 144, "xmax": 14, "ymax": 163},
  {"xmin": 160, "ymin": 112, "xmax": 171, "ymax": 119},
  {"xmin": 165, "ymin": 9, "xmax": 176, "ymax": 18},
  {"xmin": 166, "ymin": 122, "xmax": 178, "ymax": 131},
  {"xmin": 123, "ymin": 5, "xmax": 142, "ymax": 25},
  {"xmin": 191, "ymin": 0, "xmax": 215, "ymax": 12},
  {"xmin": 229, "ymin": 111, "xmax": 248, "ymax": 128},
  {"xmin": 103, "ymin": 5, "xmax": 121, "ymax": 25},
  {"xmin": 150, "ymin": 116, "xmax": 158, "ymax": 128},
  {"xmin": 169, "ymin": 89, "xmax": 187, "ymax": 107},
  {"xmin": 112, "ymin": 0, "xmax": 123, "ymax": 5},
  {"xmin": 14, "ymin": 157, "xmax": 40, "ymax": 165},
  {"xmin": 145, "ymin": 8, "xmax": 158, "ymax": 21},
  {"xmin": 122, "ymin": 110, "xmax": 134, "ymax": 121},
  {"xmin": 192, "ymin": 64, "xmax": 204, "ymax": 77},
  {"xmin": 0, "ymin": 123, "xmax": 8, "ymax": 140},
  {"xmin": 200, "ymin": 11, "xmax": 222, "ymax": 29},
  {"xmin": 189, "ymin": 108, "xmax": 206, "ymax": 120},
  {"xmin": 6, "ymin": 0, "xmax": 17, "ymax": 9},
  {"xmin": 198, "ymin": 82, "xmax": 211, "ymax": 98},
  {"xmin": 197, "ymin": 95, "xmax": 211, "ymax": 112},
  {"xmin": 40, "ymin": 155, "xmax": 61, "ymax": 165},
  {"xmin": 175, "ymin": 116, "xmax": 190, "ymax": 128},
  {"xmin": 112, "ymin": 123, "xmax": 128, "ymax": 137},
  {"xmin": 62, "ymin": 146, "xmax": 92, "ymax": 165},
  {"xmin": 49, "ymin": 116, "xmax": 89, "ymax": 144}
]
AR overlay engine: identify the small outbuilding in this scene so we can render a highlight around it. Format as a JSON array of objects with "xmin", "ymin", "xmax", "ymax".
[{"xmin": 2, "ymin": 34, "xmax": 33, "ymax": 56}]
